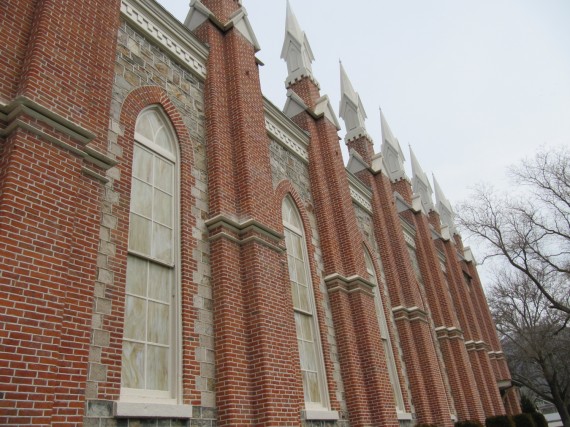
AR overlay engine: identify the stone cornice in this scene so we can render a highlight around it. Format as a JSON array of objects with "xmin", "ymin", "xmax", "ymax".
[
  {"xmin": 205, "ymin": 214, "xmax": 285, "ymax": 253},
  {"xmin": 488, "ymin": 350, "xmax": 505, "ymax": 359},
  {"xmin": 121, "ymin": 0, "xmax": 208, "ymax": 79},
  {"xmin": 324, "ymin": 273, "xmax": 376, "ymax": 297},
  {"xmin": 434, "ymin": 326, "xmax": 464, "ymax": 340},
  {"xmin": 392, "ymin": 305, "xmax": 429, "ymax": 323},
  {"xmin": 264, "ymin": 97, "xmax": 309, "ymax": 163},
  {"xmin": 347, "ymin": 171, "xmax": 373, "ymax": 213},
  {"xmin": 464, "ymin": 340, "xmax": 490, "ymax": 352},
  {"xmin": 0, "ymin": 96, "xmax": 117, "ymax": 183}
]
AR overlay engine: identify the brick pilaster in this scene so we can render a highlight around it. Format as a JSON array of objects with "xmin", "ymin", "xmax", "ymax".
[
  {"xmin": 193, "ymin": 5, "xmax": 301, "ymax": 425},
  {"xmin": 288, "ymin": 81, "xmax": 399, "ymax": 427},
  {"xmin": 440, "ymin": 231, "xmax": 506, "ymax": 417},
  {"xmin": 412, "ymin": 208, "xmax": 486, "ymax": 422},
  {"xmin": 363, "ymin": 170, "xmax": 454, "ymax": 427}
]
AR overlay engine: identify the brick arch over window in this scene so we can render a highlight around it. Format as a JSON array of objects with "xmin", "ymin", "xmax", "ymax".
[
  {"xmin": 101, "ymin": 86, "xmax": 199, "ymax": 405},
  {"xmin": 274, "ymin": 180, "xmax": 340, "ymax": 411}
]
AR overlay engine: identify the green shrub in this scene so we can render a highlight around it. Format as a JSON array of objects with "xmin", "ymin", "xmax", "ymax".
[
  {"xmin": 486, "ymin": 415, "xmax": 515, "ymax": 427},
  {"xmin": 455, "ymin": 420, "xmax": 484, "ymax": 427},
  {"xmin": 512, "ymin": 413, "xmax": 536, "ymax": 427},
  {"xmin": 529, "ymin": 413, "xmax": 548, "ymax": 427},
  {"xmin": 415, "ymin": 423, "xmax": 439, "ymax": 427}
]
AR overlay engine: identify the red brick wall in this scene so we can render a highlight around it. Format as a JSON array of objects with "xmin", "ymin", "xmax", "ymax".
[
  {"xmin": 0, "ymin": 1, "xmax": 120, "ymax": 425},
  {"xmin": 0, "ymin": 0, "xmax": 35, "ymax": 101}
]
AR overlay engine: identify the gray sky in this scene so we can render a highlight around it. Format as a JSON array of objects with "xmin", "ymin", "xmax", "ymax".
[{"xmin": 156, "ymin": 0, "xmax": 570, "ymax": 273}]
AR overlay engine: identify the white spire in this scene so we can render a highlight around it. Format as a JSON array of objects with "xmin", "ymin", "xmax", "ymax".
[
  {"xmin": 410, "ymin": 147, "xmax": 435, "ymax": 214},
  {"xmin": 380, "ymin": 109, "xmax": 407, "ymax": 182},
  {"xmin": 433, "ymin": 174, "xmax": 457, "ymax": 235},
  {"xmin": 339, "ymin": 62, "xmax": 369, "ymax": 142},
  {"xmin": 280, "ymin": 0, "xmax": 318, "ymax": 87}
]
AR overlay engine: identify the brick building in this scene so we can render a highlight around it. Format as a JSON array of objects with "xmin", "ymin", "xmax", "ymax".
[{"xmin": 0, "ymin": 0, "xmax": 520, "ymax": 425}]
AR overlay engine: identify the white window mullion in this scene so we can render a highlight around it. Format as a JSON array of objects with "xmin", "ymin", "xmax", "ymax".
[
  {"xmin": 121, "ymin": 108, "xmax": 179, "ymax": 403},
  {"xmin": 283, "ymin": 197, "xmax": 330, "ymax": 412}
]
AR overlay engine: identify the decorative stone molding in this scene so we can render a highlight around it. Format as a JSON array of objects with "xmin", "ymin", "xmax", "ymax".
[
  {"xmin": 265, "ymin": 98, "xmax": 309, "ymax": 163},
  {"xmin": 314, "ymin": 95, "xmax": 341, "ymax": 130},
  {"xmin": 348, "ymin": 172, "xmax": 373, "ymax": 213},
  {"xmin": 324, "ymin": 273, "xmax": 376, "ymax": 297},
  {"xmin": 185, "ymin": 0, "xmax": 260, "ymax": 51},
  {"xmin": 488, "ymin": 350, "xmax": 505, "ymax": 359},
  {"xmin": 434, "ymin": 326, "xmax": 464, "ymax": 340},
  {"xmin": 114, "ymin": 402, "xmax": 194, "ymax": 419},
  {"xmin": 205, "ymin": 214, "xmax": 285, "ymax": 253},
  {"xmin": 392, "ymin": 305, "xmax": 429, "ymax": 323},
  {"xmin": 121, "ymin": 0, "xmax": 208, "ymax": 79},
  {"xmin": 464, "ymin": 340, "xmax": 489, "ymax": 352},
  {"xmin": 0, "ymin": 96, "xmax": 116, "ymax": 183}
]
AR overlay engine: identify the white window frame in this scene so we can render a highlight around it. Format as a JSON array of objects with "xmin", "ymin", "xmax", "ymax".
[
  {"xmin": 120, "ymin": 107, "xmax": 182, "ymax": 405},
  {"xmin": 282, "ymin": 197, "xmax": 331, "ymax": 413}
]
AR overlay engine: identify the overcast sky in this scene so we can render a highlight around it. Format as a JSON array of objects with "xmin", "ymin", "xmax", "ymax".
[{"xmin": 156, "ymin": 0, "xmax": 570, "ymax": 273}]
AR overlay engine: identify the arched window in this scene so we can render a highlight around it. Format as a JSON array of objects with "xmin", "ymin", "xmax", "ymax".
[
  {"xmin": 121, "ymin": 107, "xmax": 179, "ymax": 401},
  {"xmin": 364, "ymin": 248, "xmax": 406, "ymax": 413},
  {"xmin": 282, "ymin": 197, "xmax": 329, "ymax": 411}
]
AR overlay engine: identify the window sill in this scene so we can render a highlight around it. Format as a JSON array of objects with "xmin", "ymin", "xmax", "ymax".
[
  {"xmin": 114, "ymin": 401, "xmax": 194, "ymax": 418},
  {"xmin": 397, "ymin": 411, "xmax": 413, "ymax": 421},
  {"xmin": 302, "ymin": 409, "xmax": 340, "ymax": 421}
]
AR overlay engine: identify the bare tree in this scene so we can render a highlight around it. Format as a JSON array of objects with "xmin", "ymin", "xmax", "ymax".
[
  {"xmin": 488, "ymin": 270, "xmax": 570, "ymax": 427},
  {"xmin": 457, "ymin": 147, "xmax": 570, "ymax": 316}
]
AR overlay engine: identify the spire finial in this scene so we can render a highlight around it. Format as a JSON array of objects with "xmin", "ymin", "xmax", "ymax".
[
  {"xmin": 410, "ymin": 147, "xmax": 435, "ymax": 213},
  {"xmin": 433, "ymin": 174, "xmax": 457, "ymax": 235},
  {"xmin": 380, "ymin": 109, "xmax": 407, "ymax": 182},
  {"xmin": 339, "ymin": 63, "xmax": 369, "ymax": 142},
  {"xmin": 281, "ymin": 1, "xmax": 318, "ymax": 87}
]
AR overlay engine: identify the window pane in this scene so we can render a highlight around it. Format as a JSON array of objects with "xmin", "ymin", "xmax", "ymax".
[
  {"xmin": 301, "ymin": 341, "xmax": 318, "ymax": 371},
  {"xmin": 148, "ymin": 301, "xmax": 169, "ymax": 345},
  {"xmin": 147, "ymin": 345, "xmax": 169, "ymax": 391},
  {"xmin": 291, "ymin": 282, "xmax": 300, "ymax": 310},
  {"xmin": 126, "ymin": 256, "xmax": 147, "ymax": 297},
  {"xmin": 124, "ymin": 296, "xmax": 146, "ymax": 341},
  {"xmin": 148, "ymin": 263, "xmax": 171, "ymax": 303},
  {"xmin": 305, "ymin": 371, "xmax": 321, "ymax": 403},
  {"xmin": 294, "ymin": 237, "xmax": 303, "ymax": 259},
  {"xmin": 282, "ymin": 202, "xmax": 291, "ymax": 224},
  {"xmin": 155, "ymin": 127, "xmax": 172, "ymax": 153},
  {"xmin": 154, "ymin": 190, "xmax": 172, "ymax": 227},
  {"xmin": 155, "ymin": 158, "xmax": 173, "ymax": 194},
  {"xmin": 287, "ymin": 256, "xmax": 297, "ymax": 282},
  {"xmin": 131, "ymin": 179, "xmax": 153, "ymax": 217},
  {"xmin": 297, "ymin": 313, "xmax": 312, "ymax": 341},
  {"xmin": 133, "ymin": 146, "xmax": 153, "ymax": 183},
  {"xmin": 295, "ymin": 259, "xmax": 306, "ymax": 285},
  {"xmin": 298, "ymin": 285, "xmax": 310, "ymax": 313},
  {"xmin": 152, "ymin": 223, "xmax": 172, "ymax": 263},
  {"xmin": 122, "ymin": 342, "xmax": 145, "ymax": 389},
  {"xmin": 129, "ymin": 214, "xmax": 152, "ymax": 255},
  {"xmin": 136, "ymin": 114, "xmax": 154, "ymax": 143}
]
